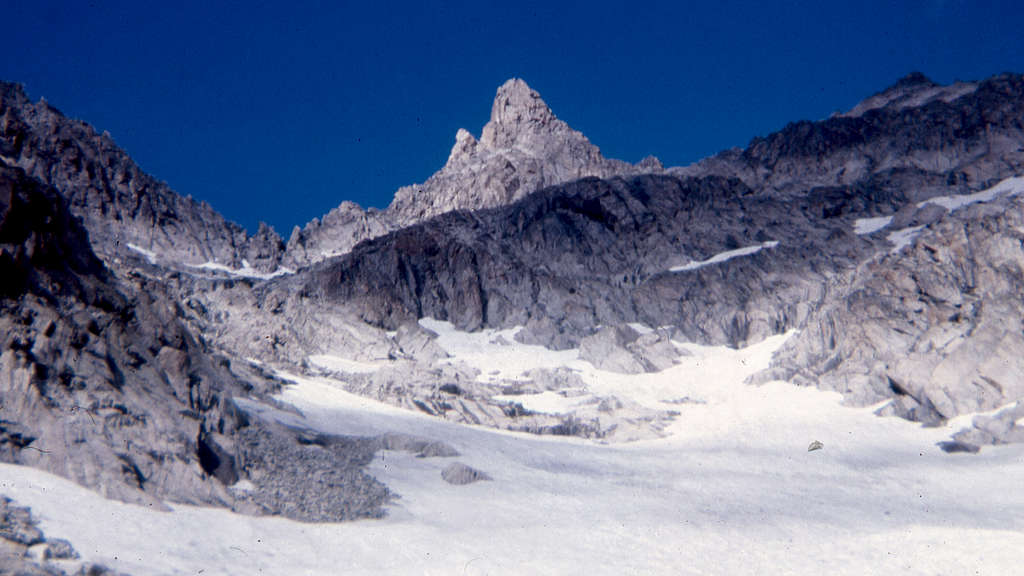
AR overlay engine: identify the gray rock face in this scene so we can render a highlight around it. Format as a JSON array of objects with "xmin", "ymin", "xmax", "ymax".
[
  {"xmin": 0, "ymin": 164, "xmax": 250, "ymax": 506},
  {"xmin": 579, "ymin": 325, "xmax": 647, "ymax": 374},
  {"xmin": 0, "ymin": 81, "xmax": 282, "ymax": 271},
  {"xmin": 283, "ymin": 79, "xmax": 661, "ymax": 267},
  {"xmin": 581, "ymin": 323, "xmax": 643, "ymax": 373},
  {"xmin": 578, "ymin": 325, "xmax": 681, "ymax": 374},
  {"xmin": 387, "ymin": 78, "xmax": 659, "ymax": 226},
  {"xmin": 295, "ymin": 174, "xmax": 864, "ymax": 349},
  {"xmin": 673, "ymin": 73, "xmax": 1024, "ymax": 203},
  {"xmin": 284, "ymin": 202, "xmax": 391, "ymax": 267},
  {"xmin": 756, "ymin": 193, "xmax": 1024, "ymax": 427},
  {"xmin": 0, "ymin": 166, "xmax": 390, "ymax": 521},
  {"xmin": 393, "ymin": 322, "xmax": 449, "ymax": 363}
]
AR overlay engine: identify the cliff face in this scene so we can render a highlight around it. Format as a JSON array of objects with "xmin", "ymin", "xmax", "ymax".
[
  {"xmin": 294, "ymin": 174, "xmax": 865, "ymax": 349},
  {"xmin": 0, "ymin": 164, "xmax": 242, "ymax": 506}
]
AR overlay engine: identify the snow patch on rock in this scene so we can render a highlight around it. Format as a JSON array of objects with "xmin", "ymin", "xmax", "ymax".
[
  {"xmin": 919, "ymin": 176, "xmax": 1024, "ymax": 212},
  {"xmin": 670, "ymin": 241, "xmax": 778, "ymax": 272},
  {"xmin": 853, "ymin": 215, "xmax": 894, "ymax": 235}
]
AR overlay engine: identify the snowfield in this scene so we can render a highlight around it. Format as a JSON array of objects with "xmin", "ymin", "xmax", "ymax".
[{"xmin": 4, "ymin": 325, "xmax": 1024, "ymax": 575}]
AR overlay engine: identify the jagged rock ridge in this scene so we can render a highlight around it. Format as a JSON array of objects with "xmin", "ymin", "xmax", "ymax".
[
  {"xmin": 0, "ymin": 82, "xmax": 284, "ymax": 272},
  {"xmin": 284, "ymin": 79, "xmax": 662, "ymax": 267},
  {"xmin": 672, "ymin": 72, "xmax": 1024, "ymax": 201},
  {"xmin": 293, "ymin": 174, "xmax": 868, "ymax": 349}
]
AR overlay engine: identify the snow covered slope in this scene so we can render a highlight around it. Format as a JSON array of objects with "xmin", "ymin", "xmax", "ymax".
[{"xmin": 6, "ymin": 327, "xmax": 1024, "ymax": 575}]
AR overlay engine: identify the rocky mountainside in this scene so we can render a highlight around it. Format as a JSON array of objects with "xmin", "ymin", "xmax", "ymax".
[
  {"xmin": 293, "ymin": 174, "xmax": 864, "ymax": 348},
  {"xmin": 3, "ymin": 71, "xmax": 1024, "ymax": 555},
  {"xmin": 673, "ymin": 72, "xmax": 1024, "ymax": 201},
  {"xmin": 0, "ymin": 164, "xmax": 389, "ymax": 521},
  {"xmin": 756, "ymin": 180, "xmax": 1024, "ymax": 449},
  {"xmin": 0, "ymin": 82, "xmax": 285, "ymax": 271},
  {"xmin": 294, "ymin": 74, "xmax": 1024, "ymax": 344},
  {"xmin": 283, "ymin": 79, "xmax": 661, "ymax": 267},
  {"xmin": 260, "ymin": 72, "xmax": 1024, "ymax": 447}
]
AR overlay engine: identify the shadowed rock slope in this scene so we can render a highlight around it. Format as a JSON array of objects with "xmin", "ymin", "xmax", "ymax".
[{"xmin": 292, "ymin": 174, "xmax": 873, "ymax": 349}]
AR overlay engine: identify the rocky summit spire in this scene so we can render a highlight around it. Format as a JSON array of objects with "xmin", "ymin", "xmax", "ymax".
[
  {"xmin": 480, "ymin": 78, "xmax": 559, "ymax": 149},
  {"xmin": 287, "ymin": 77, "xmax": 662, "ymax": 266},
  {"xmin": 445, "ymin": 127, "xmax": 479, "ymax": 167}
]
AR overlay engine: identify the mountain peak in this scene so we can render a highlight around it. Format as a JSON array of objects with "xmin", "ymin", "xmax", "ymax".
[
  {"xmin": 445, "ymin": 127, "xmax": 479, "ymax": 167},
  {"xmin": 891, "ymin": 71, "xmax": 937, "ymax": 90},
  {"xmin": 841, "ymin": 71, "xmax": 972, "ymax": 118},
  {"xmin": 0, "ymin": 81, "xmax": 29, "ymax": 107},
  {"xmin": 480, "ymin": 78, "xmax": 558, "ymax": 148}
]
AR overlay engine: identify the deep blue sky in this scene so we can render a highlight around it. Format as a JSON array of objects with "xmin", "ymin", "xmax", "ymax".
[{"xmin": 3, "ymin": 1, "xmax": 1023, "ymax": 236}]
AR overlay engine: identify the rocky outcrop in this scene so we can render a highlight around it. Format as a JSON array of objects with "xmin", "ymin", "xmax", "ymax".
[
  {"xmin": 441, "ymin": 462, "xmax": 491, "ymax": 485},
  {"xmin": 0, "ymin": 81, "xmax": 281, "ymax": 271},
  {"xmin": 756, "ymin": 191, "xmax": 1024, "ymax": 430},
  {"xmin": 284, "ymin": 202, "xmax": 391, "ymax": 266},
  {"xmin": 578, "ymin": 325, "xmax": 679, "ymax": 374},
  {"xmin": 579, "ymin": 325, "xmax": 650, "ymax": 374},
  {"xmin": 1, "ymin": 496, "xmax": 105, "ymax": 575},
  {"xmin": 0, "ymin": 166, "xmax": 389, "ymax": 520},
  {"xmin": 283, "ymin": 79, "xmax": 662, "ymax": 267},
  {"xmin": 1, "ymin": 164, "xmax": 250, "ymax": 506}
]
